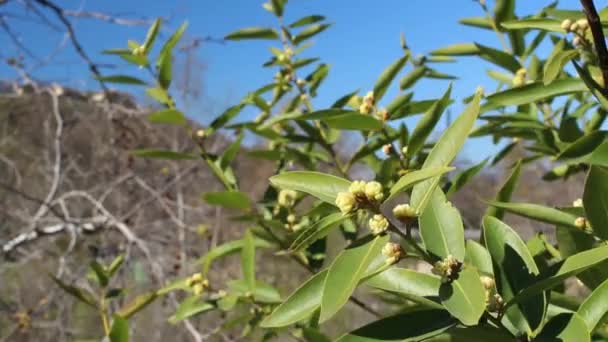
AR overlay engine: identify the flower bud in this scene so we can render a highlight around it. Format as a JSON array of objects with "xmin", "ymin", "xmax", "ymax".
[
  {"xmin": 572, "ymin": 198, "xmax": 583, "ymax": 207},
  {"xmin": 512, "ymin": 75, "xmax": 525, "ymax": 87},
  {"xmin": 561, "ymin": 19, "xmax": 573, "ymax": 32},
  {"xmin": 574, "ymin": 216, "xmax": 587, "ymax": 229},
  {"xmin": 278, "ymin": 189, "xmax": 298, "ymax": 208},
  {"xmin": 364, "ymin": 181, "xmax": 384, "ymax": 202},
  {"xmin": 196, "ymin": 129, "xmax": 206, "ymax": 139},
  {"xmin": 376, "ymin": 108, "xmax": 389, "ymax": 121},
  {"xmin": 359, "ymin": 101, "xmax": 373, "ymax": 115},
  {"xmin": 287, "ymin": 214, "xmax": 297, "ymax": 224},
  {"xmin": 432, "ymin": 255, "xmax": 462, "ymax": 283},
  {"xmin": 382, "ymin": 144, "xmax": 393, "ymax": 155},
  {"xmin": 349, "ymin": 180, "xmax": 367, "ymax": 196},
  {"xmin": 336, "ymin": 191, "xmax": 357, "ymax": 214},
  {"xmin": 577, "ymin": 19, "xmax": 589, "ymax": 31},
  {"xmin": 363, "ymin": 91, "xmax": 375, "ymax": 105},
  {"xmin": 393, "ymin": 204, "xmax": 418, "ymax": 220},
  {"xmin": 296, "ymin": 78, "xmax": 306, "ymax": 87},
  {"xmin": 480, "ymin": 275, "xmax": 495, "ymax": 290},
  {"xmin": 382, "ymin": 242, "xmax": 404, "ymax": 264},
  {"xmin": 192, "ymin": 283, "xmax": 204, "ymax": 296},
  {"xmin": 573, "ymin": 36, "xmax": 583, "ymax": 47},
  {"xmin": 369, "ymin": 214, "xmax": 389, "ymax": 235},
  {"xmin": 487, "ymin": 293, "xmax": 504, "ymax": 313}
]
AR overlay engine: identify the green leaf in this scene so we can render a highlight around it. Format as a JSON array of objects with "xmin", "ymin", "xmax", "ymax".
[
  {"xmin": 293, "ymin": 24, "xmax": 331, "ymax": 45},
  {"xmin": 95, "ymin": 75, "xmax": 147, "ymax": 85},
  {"xmin": 321, "ymin": 113, "xmax": 383, "ymax": 131},
  {"xmin": 131, "ymin": 149, "xmax": 195, "ymax": 160},
  {"xmin": 419, "ymin": 188, "xmax": 465, "ymax": 261},
  {"xmin": 536, "ymin": 313, "xmax": 590, "ymax": 342},
  {"xmin": 289, "ymin": 15, "xmax": 326, "ymax": 28},
  {"xmin": 269, "ymin": 171, "xmax": 350, "ymax": 204},
  {"xmin": 227, "ymin": 279, "xmax": 281, "ymax": 303},
  {"xmin": 157, "ymin": 22, "xmax": 187, "ymax": 67},
  {"xmin": 365, "ymin": 268, "xmax": 441, "ymax": 303},
  {"xmin": 220, "ymin": 133, "xmax": 244, "ymax": 169},
  {"xmin": 439, "ymin": 267, "xmax": 486, "ymax": 326},
  {"xmin": 209, "ymin": 104, "xmax": 245, "ymax": 132},
  {"xmin": 142, "ymin": 18, "xmax": 161, "ymax": 54},
  {"xmin": 446, "ymin": 158, "xmax": 488, "ymax": 197},
  {"xmin": 270, "ymin": 0, "xmax": 285, "ymax": 17},
  {"xmin": 158, "ymin": 48, "xmax": 172, "ymax": 89},
  {"xmin": 335, "ymin": 309, "xmax": 456, "ymax": 342},
  {"xmin": 557, "ymin": 131, "xmax": 607, "ymax": 160},
  {"xmin": 260, "ymin": 270, "xmax": 327, "ymax": 327},
  {"xmin": 577, "ymin": 278, "xmax": 608, "ymax": 333},
  {"xmin": 109, "ymin": 316, "xmax": 129, "ymax": 342},
  {"xmin": 544, "ymin": 50, "xmax": 578, "ymax": 85},
  {"xmin": 485, "ymin": 161, "xmax": 521, "ymax": 220},
  {"xmin": 400, "ymin": 67, "xmax": 427, "ymax": 90},
  {"xmin": 116, "ymin": 292, "xmax": 158, "ymax": 319},
  {"xmin": 147, "ymin": 109, "xmax": 186, "ymax": 125},
  {"xmin": 373, "ymin": 55, "xmax": 409, "ymax": 102},
  {"xmin": 501, "ymin": 18, "xmax": 564, "ymax": 32},
  {"xmin": 241, "ymin": 229, "xmax": 256, "ymax": 293},
  {"xmin": 203, "ymin": 191, "xmax": 252, "ymax": 210},
  {"xmin": 583, "ymin": 166, "xmax": 608, "ymax": 240},
  {"xmin": 410, "ymin": 90, "xmax": 481, "ymax": 213},
  {"xmin": 494, "ymin": 0, "xmax": 515, "ymax": 27},
  {"xmin": 459, "ymin": 17, "xmax": 493, "ymax": 30},
  {"xmin": 486, "ymin": 201, "xmax": 580, "ymax": 229},
  {"xmin": 387, "ymin": 166, "xmax": 455, "ymax": 201},
  {"xmin": 430, "ymin": 325, "xmax": 515, "ymax": 341},
  {"xmin": 320, "ymin": 235, "xmax": 388, "ymax": 322},
  {"xmin": 198, "ymin": 238, "xmax": 273, "ymax": 275},
  {"xmin": 465, "ymin": 240, "xmax": 493, "ymax": 276},
  {"xmin": 482, "ymin": 79, "xmax": 586, "ymax": 111},
  {"xmin": 145, "ymin": 87, "xmax": 172, "ymax": 106},
  {"xmin": 90, "ymin": 261, "xmax": 109, "ymax": 287},
  {"xmin": 107, "ymin": 255, "xmax": 125, "ymax": 278},
  {"xmin": 483, "ymin": 216, "xmax": 546, "ymax": 335},
  {"xmin": 225, "ymin": 27, "xmax": 279, "ymax": 40},
  {"xmin": 290, "ymin": 213, "xmax": 351, "ymax": 252},
  {"xmin": 407, "ymin": 85, "xmax": 453, "ymax": 157},
  {"xmin": 168, "ymin": 296, "xmax": 214, "ymax": 324},
  {"xmin": 50, "ymin": 275, "xmax": 97, "ymax": 308},
  {"xmin": 509, "ymin": 245, "xmax": 608, "ymax": 308}
]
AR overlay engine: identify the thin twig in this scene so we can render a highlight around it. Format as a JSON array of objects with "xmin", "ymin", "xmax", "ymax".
[{"xmin": 581, "ymin": 0, "xmax": 608, "ymax": 95}]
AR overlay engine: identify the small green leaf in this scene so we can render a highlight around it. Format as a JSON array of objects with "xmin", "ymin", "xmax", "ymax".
[
  {"xmin": 95, "ymin": 75, "xmax": 147, "ymax": 85},
  {"xmin": 241, "ymin": 229, "xmax": 256, "ymax": 293},
  {"xmin": 387, "ymin": 166, "xmax": 454, "ymax": 201},
  {"xmin": 419, "ymin": 188, "xmax": 465, "ymax": 261},
  {"xmin": 145, "ymin": 87, "xmax": 172, "ymax": 105},
  {"xmin": 465, "ymin": 240, "xmax": 493, "ymax": 276},
  {"xmin": 558, "ymin": 131, "xmax": 607, "ymax": 160},
  {"xmin": 269, "ymin": 171, "xmax": 350, "ymax": 204},
  {"xmin": 335, "ymin": 309, "xmax": 456, "ymax": 342},
  {"xmin": 260, "ymin": 270, "xmax": 327, "ymax": 327},
  {"xmin": 407, "ymin": 85, "xmax": 453, "ymax": 157},
  {"xmin": 198, "ymin": 238, "xmax": 273, "ymax": 275},
  {"xmin": 90, "ymin": 261, "xmax": 109, "ymax": 287},
  {"xmin": 289, "ymin": 15, "xmax": 326, "ymax": 28},
  {"xmin": 485, "ymin": 161, "xmax": 521, "ymax": 220},
  {"xmin": 486, "ymin": 201, "xmax": 580, "ymax": 229},
  {"xmin": 365, "ymin": 268, "xmax": 442, "ymax": 308},
  {"xmin": 322, "ymin": 113, "xmax": 383, "ymax": 131},
  {"xmin": 577, "ymin": 278, "xmax": 608, "ymax": 333},
  {"xmin": 373, "ymin": 55, "xmax": 409, "ymax": 101},
  {"xmin": 131, "ymin": 149, "xmax": 195, "ymax": 160},
  {"xmin": 400, "ymin": 67, "xmax": 427, "ymax": 90},
  {"xmin": 158, "ymin": 49, "xmax": 172, "ymax": 89},
  {"xmin": 203, "ymin": 191, "xmax": 252, "ymax": 210},
  {"xmin": 51, "ymin": 276, "xmax": 98, "ymax": 308},
  {"xmin": 501, "ymin": 18, "xmax": 564, "ymax": 32},
  {"xmin": 544, "ymin": 50, "xmax": 578, "ymax": 85},
  {"xmin": 109, "ymin": 316, "xmax": 129, "ymax": 342},
  {"xmin": 142, "ymin": 18, "xmax": 161, "ymax": 54},
  {"xmin": 157, "ymin": 22, "xmax": 187, "ymax": 67},
  {"xmin": 147, "ymin": 109, "xmax": 186, "ymax": 125},
  {"xmin": 209, "ymin": 104, "xmax": 245, "ymax": 132},
  {"xmin": 439, "ymin": 267, "xmax": 486, "ymax": 326},
  {"xmin": 227, "ymin": 279, "xmax": 281, "ymax": 303},
  {"xmin": 168, "ymin": 296, "xmax": 214, "ymax": 324},
  {"xmin": 290, "ymin": 213, "xmax": 351, "ymax": 252},
  {"xmin": 225, "ymin": 27, "xmax": 279, "ymax": 40},
  {"xmin": 482, "ymin": 79, "xmax": 586, "ymax": 111},
  {"xmin": 583, "ymin": 166, "xmax": 608, "ymax": 240},
  {"xmin": 410, "ymin": 90, "xmax": 481, "ymax": 213},
  {"xmin": 293, "ymin": 24, "xmax": 331, "ymax": 45},
  {"xmin": 116, "ymin": 292, "xmax": 158, "ymax": 319},
  {"xmin": 320, "ymin": 235, "xmax": 388, "ymax": 322}
]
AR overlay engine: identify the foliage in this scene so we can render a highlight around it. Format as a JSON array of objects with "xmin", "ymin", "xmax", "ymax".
[{"xmin": 52, "ymin": 0, "xmax": 608, "ymax": 340}]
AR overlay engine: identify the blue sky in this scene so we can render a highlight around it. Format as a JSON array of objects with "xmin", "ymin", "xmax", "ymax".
[{"xmin": 0, "ymin": 0, "xmax": 584, "ymax": 162}]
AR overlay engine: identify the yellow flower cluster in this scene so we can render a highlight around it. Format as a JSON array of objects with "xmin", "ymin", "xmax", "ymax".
[
  {"xmin": 382, "ymin": 242, "xmax": 404, "ymax": 265},
  {"xmin": 512, "ymin": 68, "xmax": 527, "ymax": 87},
  {"xmin": 369, "ymin": 214, "xmax": 389, "ymax": 235},
  {"xmin": 359, "ymin": 91, "xmax": 375, "ymax": 114},
  {"xmin": 431, "ymin": 255, "xmax": 462, "ymax": 283},
  {"xmin": 335, "ymin": 180, "xmax": 385, "ymax": 214},
  {"xmin": 392, "ymin": 203, "xmax": 418, "ymax": 221},
  {"xmin": 561, "ymin": 18, "xmax": 590, "ymax": 47},
  {"xmin": 186, "ymin": 273, "xmax": 209, "ymax": 296},
  {"xmin": 278, "ymin": 189, "xmax": 298, "ymax": 208}
]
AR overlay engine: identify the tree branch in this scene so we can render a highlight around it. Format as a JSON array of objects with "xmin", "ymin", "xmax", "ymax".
[{"xmin": 581, "ymin": 0, "xmax": 608, "ymax": 95}]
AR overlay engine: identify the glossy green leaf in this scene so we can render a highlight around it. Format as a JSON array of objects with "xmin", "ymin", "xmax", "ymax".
[
  {"xmin": 410, "ymin": 90, "xmax": 481, "ymax": 213},
  {"xmin": 241, "ymin": 229, "xmax": 256, "ymax": 293},
  {"xmin": 320, "ymin": 235, "xmax": 388, "ymax": 322},
  {"xmin": 387, "ymin": 166, "xmax": 454, "ymax": 201},
  {"xmin": 439, "ymin": 267, "xmax": 486, "ymax": 326},
  {"xmin": 577, "ymin": 278, "xmax": 608, "ymax": 332},
  {"xmin": 335, "ymin": 309, "xmax": 456, "ymax": 342},
  {"xmin": 407, "ymin": 85, "xmax": 453, "ymax": 157},
  {"xmin": 293, "ymin": 24, "xmax": 331, "ymax": 45},
  {"xmin": 227, "ymin": 279, "xmax": 281, "ymax": 303},
  {"xmin": 203, "ymin": 191, "xmax": 252, "ymax": 210},
  {"xmin": 482, "ymin": 79, "xmax": 586, "ymax": 111},
  {"xmin": 269, "ymin": 171, "xmax": 350, "ymax": 204},
  {"xmin": 290, "ymin": 213, "xmax": 351, "ymax": 252},
  {"xmin": 95, "ymin": 75, "xmax": 147, "ymax": 85},
  {"xmin": 465, "ymin": 240, "xmax": 493, "ymax": 276},
  {"xmin": 289, "ymin": 15, "xmax": 326, "ymax": 28},
  {"xmin": 558, "ymin": 131, "xmax": 607, "ymax": 160},
  {"xmin": 544, "ymin": 50, "xmax": 578, "ymax": 85},
  {"xmin": 365, "ymin": 268, "xmax": 441, "ymax": 301},
  {"xmin": 373, "ymin": 55, "xmax": 409, "ymax": 102},
  {"xmin": 501, "ymin": 18, "xmax": 564, "ymax": 32},
  {"xmin": 225, "ymin": 27, "xmax": 279, "ymax": 40},
  {"xmin": 142, "ymin": 18, "xmax": 161, "ymax": 54},
  {"xmin": 509, "ymin": 245, "xmax": 608, "ymax": 307},
  {"xmin": 158, "ymin": 22, "xmax": 187, "ymax": 68},
  {"xmin": 322, "ymin": 113, "xmax": 383, "ymax": 131},
  {"xmin": 459, "ymin": 17, "xmax": 493, "ymax": 30},
  {"xmin": 145, "ymin": 87, "xmax": 172, "ymax": 105},
  {"xmin": 583, "ymin": 166, "xmax": 608, "ymax": 240},
  {"xmin": 486, "ymin": 201, "xmax": 579, "ymax": 229},
  {"xmin": 536, "ymin": 313, "xmax": 590, "ymax": 342},
  {"xmin": 209, "ymin": 104, "xmax": 245, "ymax": 132},
  {"xmin": 260, "ymin": 270, "xmax": 327, "ymax": 327},
  {"xmin": 147, "ymin": 109, "xmax": 186, "ymax": 125},
  {"xmin": 115, "ymin": 292, "xmax": 157, "ymax": 319},
  {"xmin": 419, "ymin": 188, "xmax": 465, "ymax": 261},
  {"xmin": 400, "ymin": 67, "xmax": 427, "ymax": 90},
  {"xmin": 483, "ymin": 216, "xmax": 546, "ymax": 335},
  {"xmin": 109, "ymin": 316, "xmax": 129, "ymax": 342},
  {"xmin": 432, "ymin": 43, "xmax": 480, "ymax": 56},
  {"xmin": 158, "ymin": 48, "xmax": 172, "ymax": 89},
  {"xmin": 485, "ymin": 160, "xmax": 521, "ymax": 220},
  {"xmin": 168, "ymin": 296, "xmax": 214, "ymax": 324}
]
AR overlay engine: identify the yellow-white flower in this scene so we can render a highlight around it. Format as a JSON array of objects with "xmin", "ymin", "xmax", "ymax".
[
  {"xmin": 393, "ymin": 204, "xmax": 417, "ymax": 220},
  {"xmin": 349, "ymin": 180, "xmax": 367, "ymax": 197},
  {"xmin": 369, "ymin": 214, "xmax": 389, "ymax": 235},
  {"xmin": 432, "ymin": 255, "xmax": 461, "ymax": 283},
  {"xmin": 365, "ymin": 181, "xmax": 384, "ymax": 202},
  {"xmin": 278, "ymin": 189, "xmax": 298, "ymax": 208},
  {"xmin": 574, "ymin": 216, "xmax": 587, "ymax": 229},
  {"xmin": 336, "ymin": 191, "xmax": 357, "ymax": 214},
  {"xmin": 382, "ymin": 242, "xmax": 403, "ymax": 264},
  {"xmin": 561, "ymin": 19, "xmax": 573, "ymax": 32},
  {"xmin": 487, "ymin": 293, "xmax": 504, "ymax": 313},
  {"xmin": 480, "ymin": 275, "xmax": 495, "ymax": 290}
]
